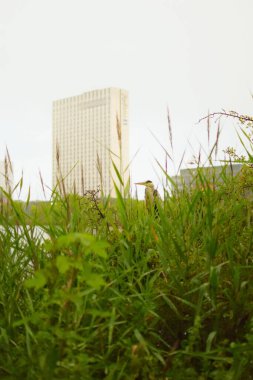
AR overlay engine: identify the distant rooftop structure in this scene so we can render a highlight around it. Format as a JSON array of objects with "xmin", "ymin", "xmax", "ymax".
[{"xmin": 171, "ymin": 164, "xmax": 243, "ymax": 191}]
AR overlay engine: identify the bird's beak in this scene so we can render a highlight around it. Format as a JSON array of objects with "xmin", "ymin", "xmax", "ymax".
[{"xmin": 135, "ymin": 182, "xmax": 146, "ymax": 186}]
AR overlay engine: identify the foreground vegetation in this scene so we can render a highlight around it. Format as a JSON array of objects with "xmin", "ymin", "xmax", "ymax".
[{"xmin": 1, "ymin": 116, "xmax": 253, "ymax": 379}]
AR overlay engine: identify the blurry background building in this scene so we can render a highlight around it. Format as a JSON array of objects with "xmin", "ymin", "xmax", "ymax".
[
  {"xmin": 52, "ymin": 88, "xmax": 129, "ymax": 197},
  {"xmin": 172, "ymin": 164, "xmax": 243, "ymax": 191}
]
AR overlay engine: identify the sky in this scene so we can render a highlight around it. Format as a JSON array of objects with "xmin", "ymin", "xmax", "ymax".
[{"xmin": 0, "ymin": 0, "xmax": 253, "ymax": 200}]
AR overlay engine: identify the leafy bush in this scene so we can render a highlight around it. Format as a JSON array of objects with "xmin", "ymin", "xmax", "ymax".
[{"xmin": 1, "ymin": 114, "xmax": 253, "ymax": 379}]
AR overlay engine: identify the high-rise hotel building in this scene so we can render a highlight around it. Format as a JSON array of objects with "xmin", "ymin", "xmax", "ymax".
[{"xmin": 52, "ymin": 88, "xmax": 129, "ymax": 197}]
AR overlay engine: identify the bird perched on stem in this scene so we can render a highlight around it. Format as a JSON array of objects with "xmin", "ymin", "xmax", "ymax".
[{"xmin": 135, "ymin": 180, "xmax": 161, "ymax": 216}]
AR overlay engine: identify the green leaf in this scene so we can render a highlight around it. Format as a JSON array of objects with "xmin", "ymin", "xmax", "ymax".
[
  {"xmin": 56, "ymin": 232, "xmax": 94, "ymax": 249},
  {"xmin": 206, "ymin": 331, "xmax": 217, "ymax": 352},
  {"xmin": 113, "ymin": 182, "xmax": 127, "ymax": 226},
  {"xmin": 90, "ymin": 240, "xmax": 109, "ymax": 258},
  {"xmin": 85, "ymin": 273, "xmax": 106, "ymax": 289},
  {"xmin": 111, "ymin": 160, "xmax": 124, "ymax": 187},
  {"xmin": 25, "ymin": 271, "xmax": 47, "ymax": 290},
  {"xmin": 55, "ymin": 233, "xmax": 108, "ymax": 258},
  {"xmin": 160, "ymin": 293, "xmax": 182, "ymax": 318},
  {"xmin": 56, "ymin": 255, "xmax": 71, "ymax": 274}
]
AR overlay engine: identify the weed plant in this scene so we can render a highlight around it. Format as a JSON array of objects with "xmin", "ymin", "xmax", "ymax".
[{"xmin": 1, "ymin": 117, "xmax": 253, "ymax": 379}]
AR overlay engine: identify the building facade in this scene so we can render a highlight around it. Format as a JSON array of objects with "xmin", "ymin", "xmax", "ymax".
[
  {"xmin": 52, "ymin": 88, "xmax": 129, "ymax": 197},
  {"xmin": 171, "ymin": 164, "xmax": 243, "ymax": 191}
]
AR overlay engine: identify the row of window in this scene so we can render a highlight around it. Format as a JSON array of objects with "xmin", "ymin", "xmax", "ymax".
[{"xmin": 53, "ymin": 93, "xmax": 111, "ymax": 108}]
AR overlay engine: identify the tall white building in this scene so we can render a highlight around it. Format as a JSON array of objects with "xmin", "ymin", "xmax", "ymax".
[{"xmin": 52, "ymin": 88, "xmax": 129, "ymax": 197}]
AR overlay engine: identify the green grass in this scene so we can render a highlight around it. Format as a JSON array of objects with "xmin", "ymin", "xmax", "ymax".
[{"xmin": 1, "ymin": 161, "xmax": 253, "ymax": 379}]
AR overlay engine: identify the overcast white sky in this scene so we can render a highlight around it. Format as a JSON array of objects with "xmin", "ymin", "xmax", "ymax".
[{"xmin": 1, "ymin": 0, "xmax": 253, "ymax": 199}]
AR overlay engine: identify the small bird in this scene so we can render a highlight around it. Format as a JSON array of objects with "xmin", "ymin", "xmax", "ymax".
[{"xmin": 135, "ymin": 180, "xmax": 160, "ymax": 216}]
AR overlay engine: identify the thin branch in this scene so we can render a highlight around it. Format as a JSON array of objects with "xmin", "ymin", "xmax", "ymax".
[
  {"xmin": 84, "ymin": 188, "xmax": 105, "ymax": 220},
  {"xmin": 199, "ymin": 111, "xmax": 253, "ymax": 124}
]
